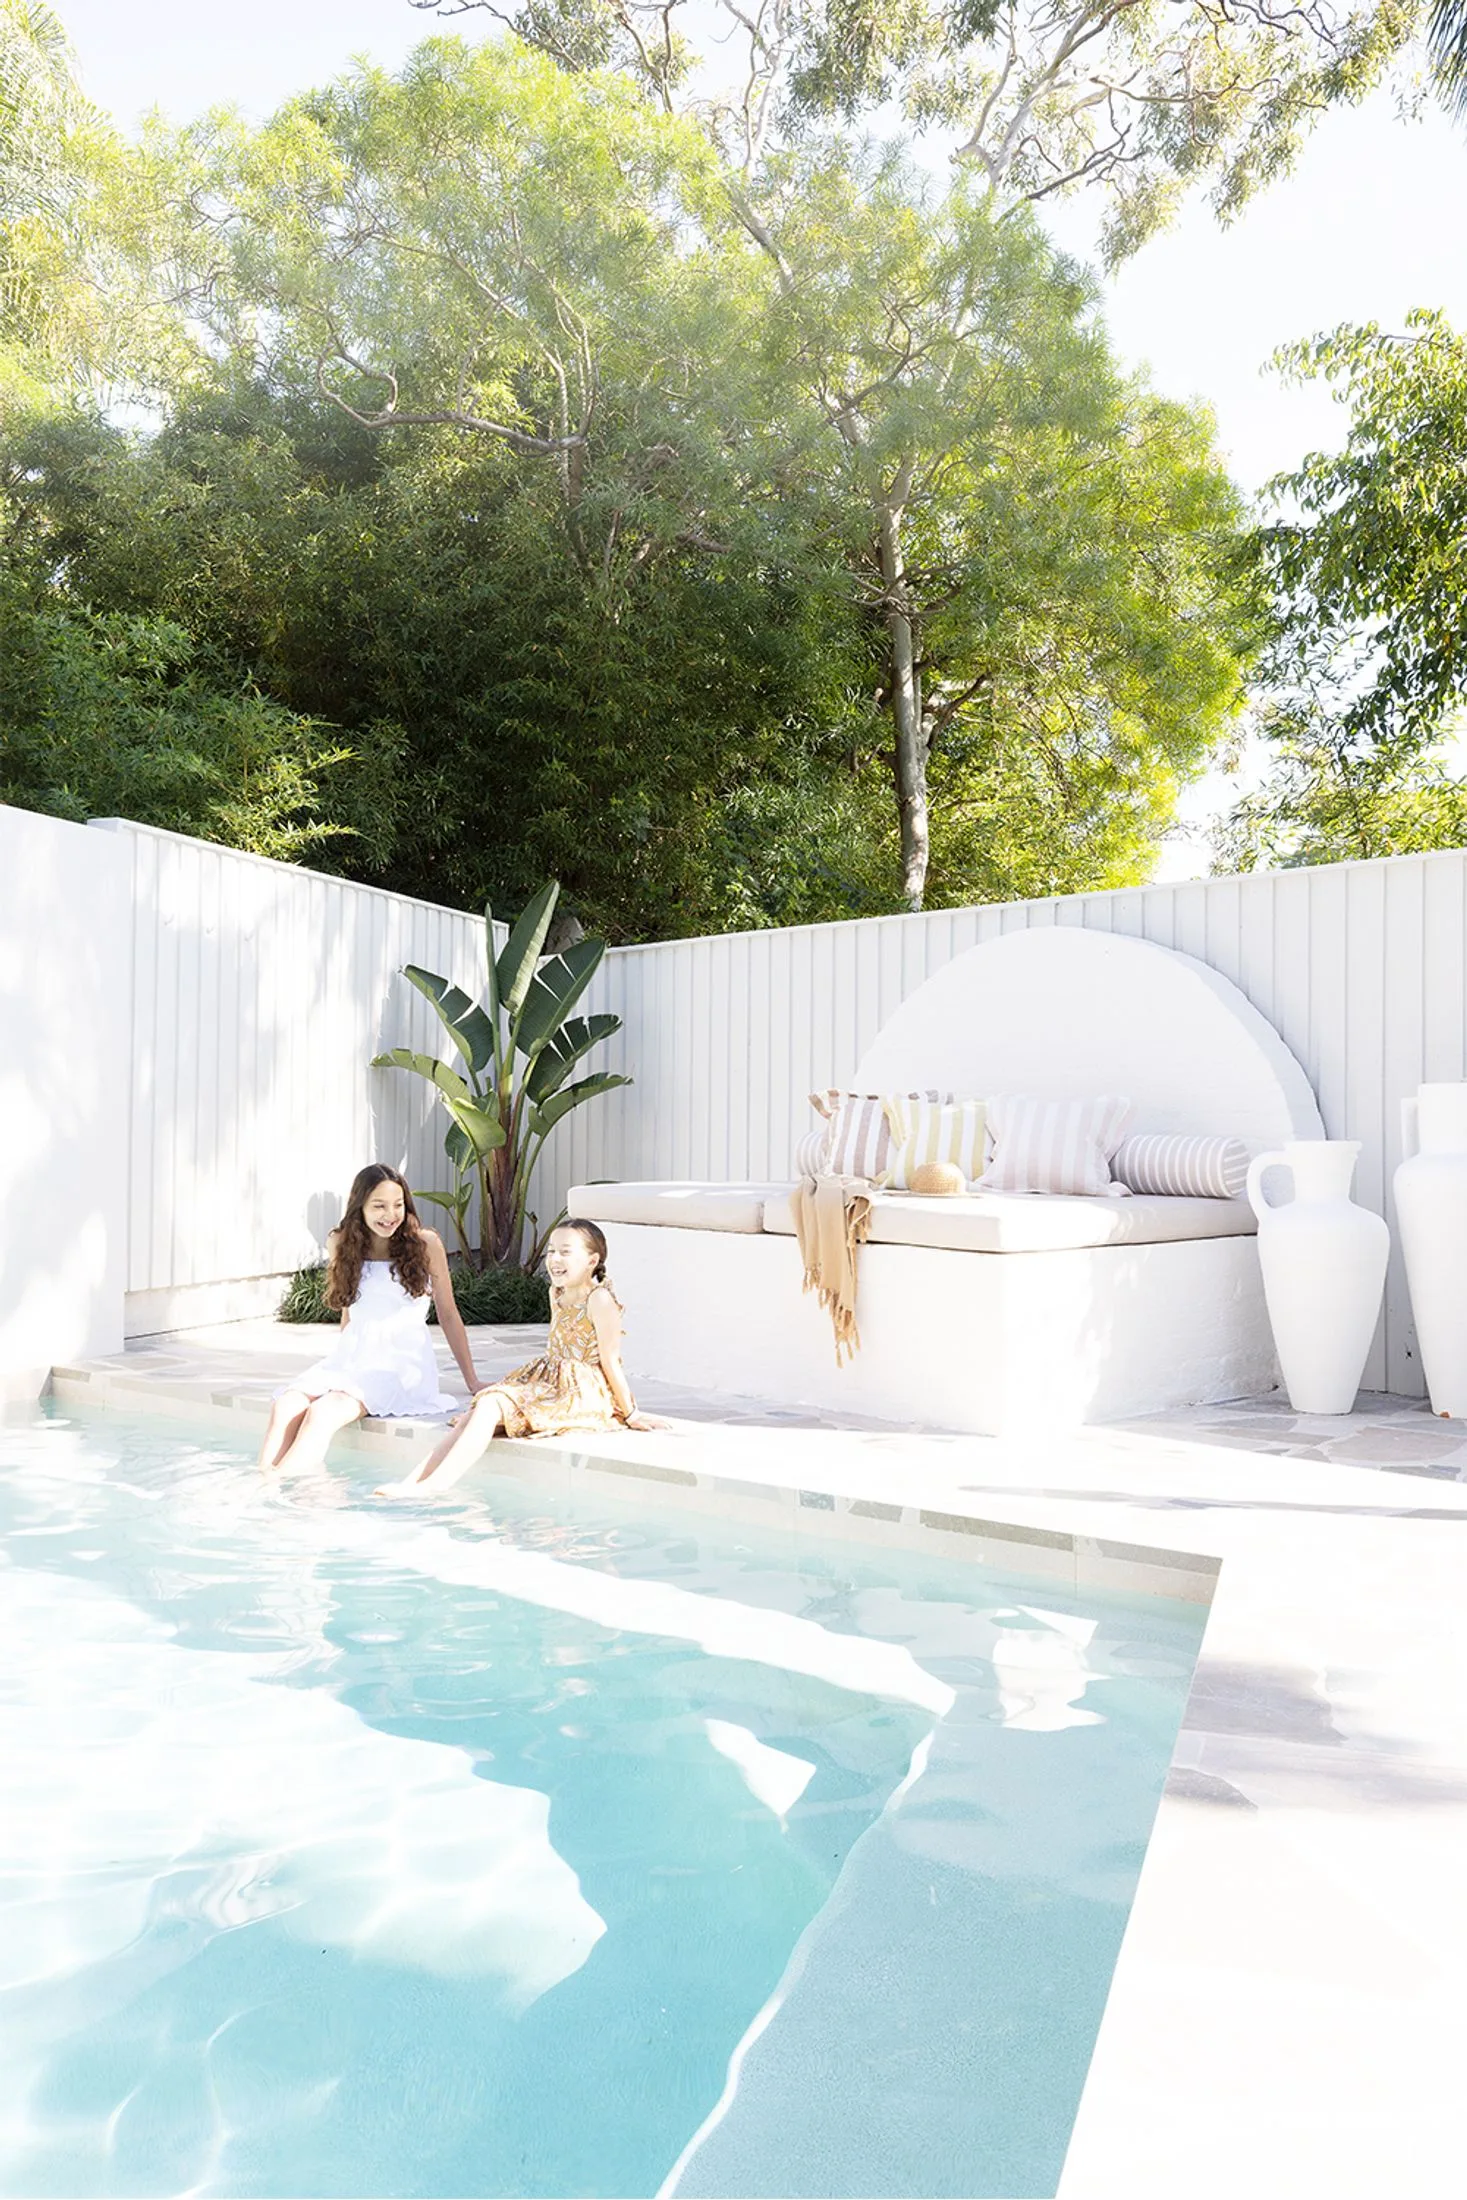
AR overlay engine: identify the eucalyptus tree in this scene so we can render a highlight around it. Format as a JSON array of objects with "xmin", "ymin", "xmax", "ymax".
[
  {"xmin": 163, "ymin": 41, "xmax": 758, "ymax": 571},
  {"xmin": 103, "ymin": 34, "xmax": 1245, "ymax": 916},
  {"xmin": 423, "ymin": 0, "xmax": 1415, "ymax": 903},
  {"xmin": 423, "ymin": 0, "xmax": 1419, "ymax": 250},
  {"xmin": 753, "ymin": 143, "xmax": 1247, "ymax": 902}
]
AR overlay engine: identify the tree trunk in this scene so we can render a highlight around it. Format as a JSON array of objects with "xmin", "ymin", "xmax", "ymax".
[{"xmin": 876, "ymin": 480, "xmax": 928, "ymax": 909}]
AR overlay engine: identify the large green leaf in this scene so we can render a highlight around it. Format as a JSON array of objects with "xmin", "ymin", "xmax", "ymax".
[
  {"xmin": 402, "ymin": 965, "xmax": 495, "ymax": 1077},
  {"xmin": 514, "ymin": 937, "xmax": 606, "ymax": 1058},
  {"xmin": 370, "ymin": 1047, "xmax": 473, "ymax": 1103},
  {"xmin": 529, "ymin": 1071, "xmax": 632, "ymax": 1139},
  {"xmin": 444, "ymin": 1119, "xmax": 474, "ymax": 1172},
  {"xmin": 495, "ymin": 881, "xmax": 559, "ymax": 1023},
  {"xmin": 446, "ymin": 1095, "xmax": 506, "ymax": 1158},
  {"xmin": 525, "ymin": 1013, "xmax": 621, "ymax": 1104}
]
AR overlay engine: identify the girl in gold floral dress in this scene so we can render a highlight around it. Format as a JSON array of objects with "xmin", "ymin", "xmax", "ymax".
[{"xmin": 382, "ymin": 1219, "xmax": 662, "ymax": 1496}]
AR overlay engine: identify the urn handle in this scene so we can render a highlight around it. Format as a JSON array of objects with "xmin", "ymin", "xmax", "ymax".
[
  {"xmin": 1401, "ymin": 1096, "xmax": 1420, "ymax": 1161},
  {"xmin": 1246, "ymin": 1148, "xmax": 1290, "ymax": 1221}
]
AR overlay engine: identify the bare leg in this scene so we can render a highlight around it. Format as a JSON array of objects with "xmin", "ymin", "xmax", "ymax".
[
  {"xmin": 257, "ymin": 1391, "xmax": 310, "ymax": 1473},
  {"xmin": 379, "ymin": 1390, "xmax": 508, "ymax": 1497},
  {"xmin": 272, "ymin": 1390, "xmax": 365, "ymax": 1475}
]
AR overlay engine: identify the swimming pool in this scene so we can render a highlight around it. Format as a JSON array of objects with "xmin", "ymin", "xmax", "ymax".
[{"xmin": 0, "ymin": 1406, "xmax": 1205, "ymax": 2199}]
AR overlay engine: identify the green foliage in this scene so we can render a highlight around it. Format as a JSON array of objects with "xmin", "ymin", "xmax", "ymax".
[
  {"xmin": 1429, "ymin": 0, "xmax": 1467, "ymax": 117},
  {"xmin": 1213, "ymin": 734, "xmax": 1467, "ymax": 871},
  {"xmin": 277, "ymin": 1258, "xmax": 550, "ymax": 1324},
  {"xmin": 371, "ymin": 881, "xmax": 630, "ymax": 1270},
  {"xmin": 1, "ymin": 370, "xmax": 868, "ymax": 937},
  {"xmin": 0, "ymin": 544, "xmax": 385, "ymax": 857},
  {"xmin": 1258, "ymin": 313, "xmax": 1467, "ymax": 754},
  {"xmin": 277, "ymin": 1263, "xmax": 335, "ymax": 1322},
  {"xmin": 2, "ymin": 32, "xmax": 1257, "ymax": 924},
  {"xmin": 1218, "ymin": 312, "xmax": 1467, "ymax": 872},
  {"xmin": 441, "ymin": 1262, "xmax": 552, "ymax": 1324},
  {"xmin": 479, "ymin": 1, "xmax": 1418, "ymax": 261}
]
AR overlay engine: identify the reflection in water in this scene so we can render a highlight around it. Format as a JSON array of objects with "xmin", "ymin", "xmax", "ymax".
[
  {"xmin": 990, "ymin": 1605, "xmax": 1106, "ymax": 1731},
  {"xmin": 703, "ymin": 1721, "xmax": 817, "ymax": 1823},
  {"xmin": 1, "ymin": 1566, "xmax": 606, "ymax": 2003}
]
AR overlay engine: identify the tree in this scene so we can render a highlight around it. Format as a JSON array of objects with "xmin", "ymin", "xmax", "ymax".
[
  {"xmin": 121, "ymin": 36, "xmax": 1247, "ymax": 912},
  {"xmin": 1, "ymin": 368, "xmax": 875, "ymax": 937},
  {"xmin": 424, "ymin": 0, "xmax": 1416, "ymax": 246},
  {"xmin": 1, "ymin": 0, "xmax": 87, "ymax": 355},
  {"xmin": 742, "ymin": 140, "xmax": 1246, "ymax": 903},
  {"xmin": 0, "ymin": 552, "xmax": 381, "ymax": 860},
  {"xmin": 1213, "ymin": 733, "xmax": 1467, "ymax": 870},
  {"xmin": 425, "ymin": 0, "xmax": 1414, "ymax": 902},
  {"xmin": 1216, "ymin": 311, "xmax": 1467, "ymax": 871}
]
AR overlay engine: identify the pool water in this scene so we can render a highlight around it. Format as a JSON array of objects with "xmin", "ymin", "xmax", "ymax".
[{"xmin": 0, "ymin": 1407, "xmax": 1205, "ymax": 2199}]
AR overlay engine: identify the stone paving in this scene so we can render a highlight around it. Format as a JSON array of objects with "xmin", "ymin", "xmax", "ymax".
[{"xmin": 37, "ymin": 1319, "xmax": 1467, "ymax": 2200}]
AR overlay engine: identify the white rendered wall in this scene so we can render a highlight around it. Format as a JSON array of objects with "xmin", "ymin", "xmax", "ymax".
[
  {"xmin": 90, "ymin": 822, "xmax": 490, "ymax": 1336},
  {"xmin": 541, "ymin": 850, "xmax": 1467, "ymax": 1398},
  {"xmin": 0, "ymin": 806, "xmax": 129, "ymax": 1396}
]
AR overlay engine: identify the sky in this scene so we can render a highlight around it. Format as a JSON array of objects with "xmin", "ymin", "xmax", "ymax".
[{"xmin": 56, "ymin": 1, "xmax": 1467, "ymax": 875}]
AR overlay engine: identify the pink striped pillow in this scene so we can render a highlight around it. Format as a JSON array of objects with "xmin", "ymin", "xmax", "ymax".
[
  {"xmin": 979, "ymin": 1095, "xmax": 1133, "ymax": 1197},
  {"xmin": 810, "ymin": 1089, "xmax": 947, "ymax": 1182}
]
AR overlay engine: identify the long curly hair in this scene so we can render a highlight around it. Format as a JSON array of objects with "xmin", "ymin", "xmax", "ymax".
[{"xmin": 326, "ymin": 1164, "xmax": 433, "ymax": 1311}]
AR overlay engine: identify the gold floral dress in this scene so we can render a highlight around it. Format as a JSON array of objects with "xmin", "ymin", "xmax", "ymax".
[{"xmin": 491, "ymin": 1288, "xmax": 621, "ymax": 1438}]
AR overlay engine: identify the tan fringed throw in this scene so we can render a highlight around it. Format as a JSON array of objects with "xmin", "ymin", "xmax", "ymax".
[{"xmin": 791, "ymin": 1173, "xmax": 873, "ymax": 1365}]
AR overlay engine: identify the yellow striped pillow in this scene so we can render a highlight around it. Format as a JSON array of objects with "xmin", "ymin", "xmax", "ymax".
[{"xmin": 880, "ymin": 1096, "xmax": 987, "ymax": 1190}]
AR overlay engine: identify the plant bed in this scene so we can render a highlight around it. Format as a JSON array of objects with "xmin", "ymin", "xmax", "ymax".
[{"xmin": 278, "ymin": 1261, "xmax": 550, "ymax": 1326}]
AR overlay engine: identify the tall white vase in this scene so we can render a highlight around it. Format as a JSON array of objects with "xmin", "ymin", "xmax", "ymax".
[
  {"xmin": 1246, "ymin": 1140, "xmax": 1388, "ymax": 1414},
  {"xmin": 1394, "ymin": 1083, "xmax": 1467, "ymax": 1417}
]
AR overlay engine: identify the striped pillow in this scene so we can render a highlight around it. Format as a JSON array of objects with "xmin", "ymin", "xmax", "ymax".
[
  {"xmin": 812, "ymin": 1089, "xmax": 947, "ymax": 1182},
  {"xmin": 881, "ymin": 1095, "xmax": 987, "ymax": 1190},
  {"xmin": 1112, "ymin": 1133, "xmax": 1250, "ymax": 1200},
  {"xmin": 793, "ymin": 1125, "xmax": 831, "ymax": 1179},
  {"xmin": 979, "ymin": 1095, "xmax": 1133, "ymax": 1197}
]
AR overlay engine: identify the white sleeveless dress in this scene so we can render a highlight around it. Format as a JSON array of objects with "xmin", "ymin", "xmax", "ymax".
[{"xmin": 287, "ymin": 1260, "xmax": 458, "ymax": 1418}]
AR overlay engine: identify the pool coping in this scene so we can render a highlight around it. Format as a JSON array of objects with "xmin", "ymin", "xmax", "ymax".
[
  {"xmin": 34, "ymin": 1334, "xmax": 1467, "ymax": 2200},
  {"xmin": 45, "ymin": 1358, "xmax": 1221, "ymax": 1607}
]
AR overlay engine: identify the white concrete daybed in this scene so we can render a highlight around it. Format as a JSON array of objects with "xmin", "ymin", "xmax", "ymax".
[{"xmin": 572, "ymin": 928, "xmax": 1326, "ymax": 1435}]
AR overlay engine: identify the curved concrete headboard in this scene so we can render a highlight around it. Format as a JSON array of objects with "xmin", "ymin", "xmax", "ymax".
[{"xmin": 852, "ymin": 928, "xmax": 1323, "ymax": 1147}]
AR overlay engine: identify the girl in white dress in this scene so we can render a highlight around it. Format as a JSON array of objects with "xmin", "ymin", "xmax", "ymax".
[{"xmin": 256, "ymin": 1164, "xmax": 480, "ymax": 1475}]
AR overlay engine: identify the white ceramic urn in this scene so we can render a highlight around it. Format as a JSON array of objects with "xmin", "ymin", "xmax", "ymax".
[
  {"xmin": 1246, "ymin": 1140, "xmax": 1389, "ymax": 1415},
  {"xmin": 1394, "ymin": 1083, "xmax": 1467, "ymax": 1417}
]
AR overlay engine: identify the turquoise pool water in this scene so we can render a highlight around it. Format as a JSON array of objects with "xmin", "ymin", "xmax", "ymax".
[{"xmin": 0, "ymin": 1407, "xmax": 1204, "ymax": 2199}]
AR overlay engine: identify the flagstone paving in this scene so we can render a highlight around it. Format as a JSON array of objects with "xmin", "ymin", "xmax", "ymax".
[{"xmin": 34, "ymin": 1318, "xmax": 1467, "ymax": 2200}]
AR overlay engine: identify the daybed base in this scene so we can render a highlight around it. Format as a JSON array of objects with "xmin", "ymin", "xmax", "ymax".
[{"xmin": 599, "ymin": 1220, "xmax": 1276, "ymax": 1437}]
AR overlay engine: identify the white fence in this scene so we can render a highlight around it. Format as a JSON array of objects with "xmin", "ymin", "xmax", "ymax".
[
  {"xmin": 0, "ymin": 807, "xmax": 130, "ymax": 1394},
  {"xmin": 544, "ymin": 852, "xmax": 1467, "ymax": 1397},
  {"xmin": 5, "ymin": 801, "xmax": 1465, "ymax": 1393},
  {"xmin": 92, "ymin": 821, "xmax": 489, "ymax": 1334}
]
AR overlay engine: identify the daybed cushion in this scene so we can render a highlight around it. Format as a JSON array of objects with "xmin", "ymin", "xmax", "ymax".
[
  {"xmin": 979, "ymin": 1093, "xmax": 1132, "ymax": 1196},
  {"xmin": 568, "ymin": 1181, "xmax": 787, "ymax": 1233},
  {"xmin": 761, "ymin": 1187, "xmax": 1257, "ymax": 1252}
]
